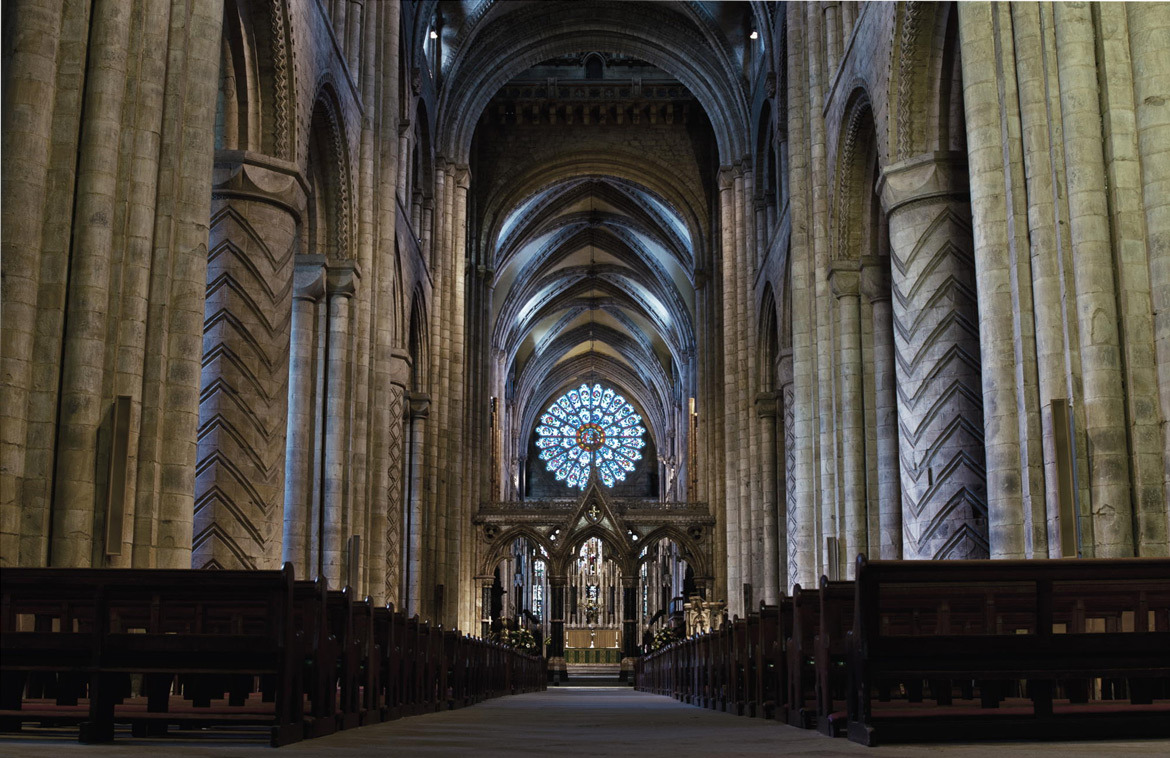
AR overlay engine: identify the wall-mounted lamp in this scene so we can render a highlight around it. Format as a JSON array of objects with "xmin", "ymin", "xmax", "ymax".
[
  {"xmin": 430, "ymin": 29, "xmax": 439, "ymax": 39},
  {"xmin": 749, "ymin": 29, "xmax": 759, "ymax": 40}
]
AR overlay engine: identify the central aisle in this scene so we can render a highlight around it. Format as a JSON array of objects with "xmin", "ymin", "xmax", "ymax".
[{"xmin": 2, "ymin": 688, "xmax": 1168, "ymax": 757}]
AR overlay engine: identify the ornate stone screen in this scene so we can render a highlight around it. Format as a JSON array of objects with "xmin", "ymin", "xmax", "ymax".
[{"xmin": 535, "ymin": 383, "xmax": 646, "ymax": 489}]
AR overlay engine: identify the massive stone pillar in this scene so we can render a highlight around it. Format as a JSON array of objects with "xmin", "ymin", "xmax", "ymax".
[
  {"xmin": 880, "ymin": 153, "xmax": 988, "ymax": 560},
  {"xmin": 194, "ymin": 153, "xmax": 305, "ymax": 570}
]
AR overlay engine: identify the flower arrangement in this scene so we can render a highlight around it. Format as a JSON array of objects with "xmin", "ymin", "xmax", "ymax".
[
  {"xmin": 649, "ymin": 626, "xmax": 679, "ymax": 652},
  {"xmin": 493, "ymin": 626, "xmax": 539, "ymax": 654}
]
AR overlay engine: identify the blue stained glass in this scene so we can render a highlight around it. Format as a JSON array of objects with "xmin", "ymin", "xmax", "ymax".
[{"xmin": 534, "ymin": 382, "xmax": 646, "ymax": 490}]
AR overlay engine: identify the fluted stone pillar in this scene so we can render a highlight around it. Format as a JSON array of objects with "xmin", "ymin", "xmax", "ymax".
[
  {"xmin": 880, "ymin": 153, "xmax": 988, "ymax": 560},
  {"xmin": 194, "ymin": 153, "xmax": 305, "ymax": 570},
  {"xmin": 283, "ymin": 259, "xmax": 326, "ymax": 576},
  {"xmin": 862, "ymin": 260, "xmax": 902, "ymax": 559},
  {"xmin": 322, "ymin": 264, "xmax": 358, "ymax": 587},
  {"xmin": 830, "ymin": 263, "xmax": 865, "ymax": 575}
]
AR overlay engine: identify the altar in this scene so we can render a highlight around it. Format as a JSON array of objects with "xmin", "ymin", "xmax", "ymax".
[{"xmin": 565, "ymin": 628, "xmax": 621, "ymax": 665}]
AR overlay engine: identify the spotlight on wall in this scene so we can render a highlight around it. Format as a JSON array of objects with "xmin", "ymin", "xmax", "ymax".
[
  {"xmin": 430, "ymin": 29, "xmax": 439, "ymax": 39},
  {"xmin": 749, "ymin": 29, "xmax": 759, "ymax": 40}
]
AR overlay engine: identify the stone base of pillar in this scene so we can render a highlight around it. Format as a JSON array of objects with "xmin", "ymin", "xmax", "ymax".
[
  {"xmin": 547, "ymin": 656, "xmax": 567, "ymax": 685},
  {"xmin": 620, "ymin": 657, "xmax": 636, "ymax": 684}
]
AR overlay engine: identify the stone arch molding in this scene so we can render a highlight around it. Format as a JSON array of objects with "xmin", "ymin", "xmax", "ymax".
[{"xmin": 437, "ymin": 1, "xmax": 749, "ymax": 164}]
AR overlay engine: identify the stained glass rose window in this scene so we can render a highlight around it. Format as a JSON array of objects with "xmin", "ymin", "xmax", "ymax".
[{"xmin": 534, "ymin": 383, "xmax": 646, "ymax": 489}]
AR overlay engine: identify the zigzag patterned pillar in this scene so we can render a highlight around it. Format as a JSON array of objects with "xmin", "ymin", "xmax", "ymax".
[
  {"xmin": 880, "ymin": 153, "xmax": 988, "ymax": 560},
  {"xmin": 384, "ymin": 378, "xmax": 407, "ymax": 604},
  {"xmin": 194, "ymin": 154, "xmax": 305, "ymax": 570}
]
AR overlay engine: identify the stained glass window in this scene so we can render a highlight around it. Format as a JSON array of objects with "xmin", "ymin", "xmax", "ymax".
[{"xmin": 534, "ymin": 383, "xmax": 647, "ymax": 489}]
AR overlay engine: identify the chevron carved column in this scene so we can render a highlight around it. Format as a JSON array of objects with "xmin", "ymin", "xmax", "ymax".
[
  {"xmin": 194, "ymin": 153, "xmax": 305, "ymax": 570},
  {"xmin": 880, "ymin": 153, "xmax": 988, "ymax": 560}
]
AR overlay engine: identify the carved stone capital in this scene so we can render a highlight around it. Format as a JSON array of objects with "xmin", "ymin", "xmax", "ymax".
[
  {"xmin": 860, "ymin": 255, "xmax": 891, "ymax": 304},
  {"xmin": 717, "ymin": 166, "xmax": 736, "ymax": 191},
  {"xmin": 878, "ymin": 150, "xmax": 969, "ymax": 214},
  {"xmin": 755, "ymin": 391, "xmax": 779, "ymax": 419},
  {"xmin": 828, "ymin": 261, "xmax": 861, "ymax": 299},
  {"xmin": 326, "ymin": 262, "xmax": 359, "ymax": 298},
  {"xmin": 407, "ymin": 391, "xmax": 431, "ymax": 419},
  {"xmin": 776, "ymin": 352, "xmax": 794, "ymax": 387},
  {"xmin": 453, "ymin": 164, "xmax": 472, "ymax": 189},
  {"xmin": 293, "ymin": 256, "xmax": 326, "ymax": 301},
  {"xmin": 212, "ymin": 149, "xmax": 308, "ymax": 216}
]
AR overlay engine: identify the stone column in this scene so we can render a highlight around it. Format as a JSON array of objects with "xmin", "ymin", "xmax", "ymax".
[
  {"xmin": 383, "ymin": 380, "xmax": 407, "ymax": 604},
  {"xmin": 717, "ymin": 166, "xmax": 741, "ymax": 612},
  {"xmin": 404, "ymin": 391, "xmax": 429, "ymax": 616},
  {"xmin": 755, "ymin": 392, "xmax": 778, "ymax": 602},
  {"xmin": 548, "ymin": 577, "xmax": 567, "ymax": 682},
  {"xmin": 958, "ymin": 3, "xmax": 1044, "ymax": 559},
  {"xmin": 830, "ymin": 263, "xmax": 865, "ymax": 575},
  {"xmin": 786, "ymin": 4, "xmax": 818, "ymax": 591},
  {"xmin": 449, "ymin": 165, "xmax": 472, "ymax": 627},
  {"xmin": 1129, "ymin": 4, "xmax": 1170, "ymax": 550},
  {"xmin": 824, "ymin": 2, "xmax": 842, "ymax": 73},
  {"xmin": 322, "ymin": 264, "xmax": 358, "ymax": 587},
  {"xmin": 862, "ymin": 259, "xmax": 902, "ymax": 559},
  {"xmin": 880, "ymin": 153, "xmax": 988, "ymax": 560},
  {"xmin": 1, "ymin": 0, "xmax": 65, "ymax": 564},
  {"xmin": 780, "ymin": 360, "xmax": 795, "ymax": 592},
  {"xmin": 1055, "ymin": 3, "xmax": 1134, "ymax": 556},
  {"xmin": 620, "ymin": 579, "xmax": 637, "ymax": 681},
  {"xmin": 193, "ymin": 153, "xmax": 305, "ymax": 571},
  {"xmin": 283, "ymin": 259, "xmax": 326, "ymax": 576},
  {"xmin": 479, "ymin": 577, "xmax": 494, "ymax": 639},
  {"xmin": 48, "ymin": 0, "xmax": 134, "ymax": 567}
]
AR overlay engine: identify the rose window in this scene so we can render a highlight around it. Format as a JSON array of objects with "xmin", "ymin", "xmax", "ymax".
[{"xmin": 534, "ymin": 383, "xmax": 647, "ymax": 489}]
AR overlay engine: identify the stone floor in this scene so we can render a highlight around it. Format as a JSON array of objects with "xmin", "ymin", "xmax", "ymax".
[{"xmin": 1, "ymin": 687, "xmax": 1167, "ymax": 757}]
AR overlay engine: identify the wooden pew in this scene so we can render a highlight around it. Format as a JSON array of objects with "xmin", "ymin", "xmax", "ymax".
[
  {"xmin": 786, "ymin": 583, "xmax": 819, "ymax": 728},
  {"xmin": 761, "ymin": 597, "xmax": 793, "ymax": 722},
  {"xmin": 814, "ymin": 578, "xmax": 854, "ymax": 736},
  {"xmin": 847, "ymin": 556, "xmax": 1170, "ymax": 746},
  {"xmin": 0, "ymin": 565, "xmax": 304, "ymax": 746},
  {"xmin": 293, "ymin": 577, "xmax": 337, "ymax": 737}
]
